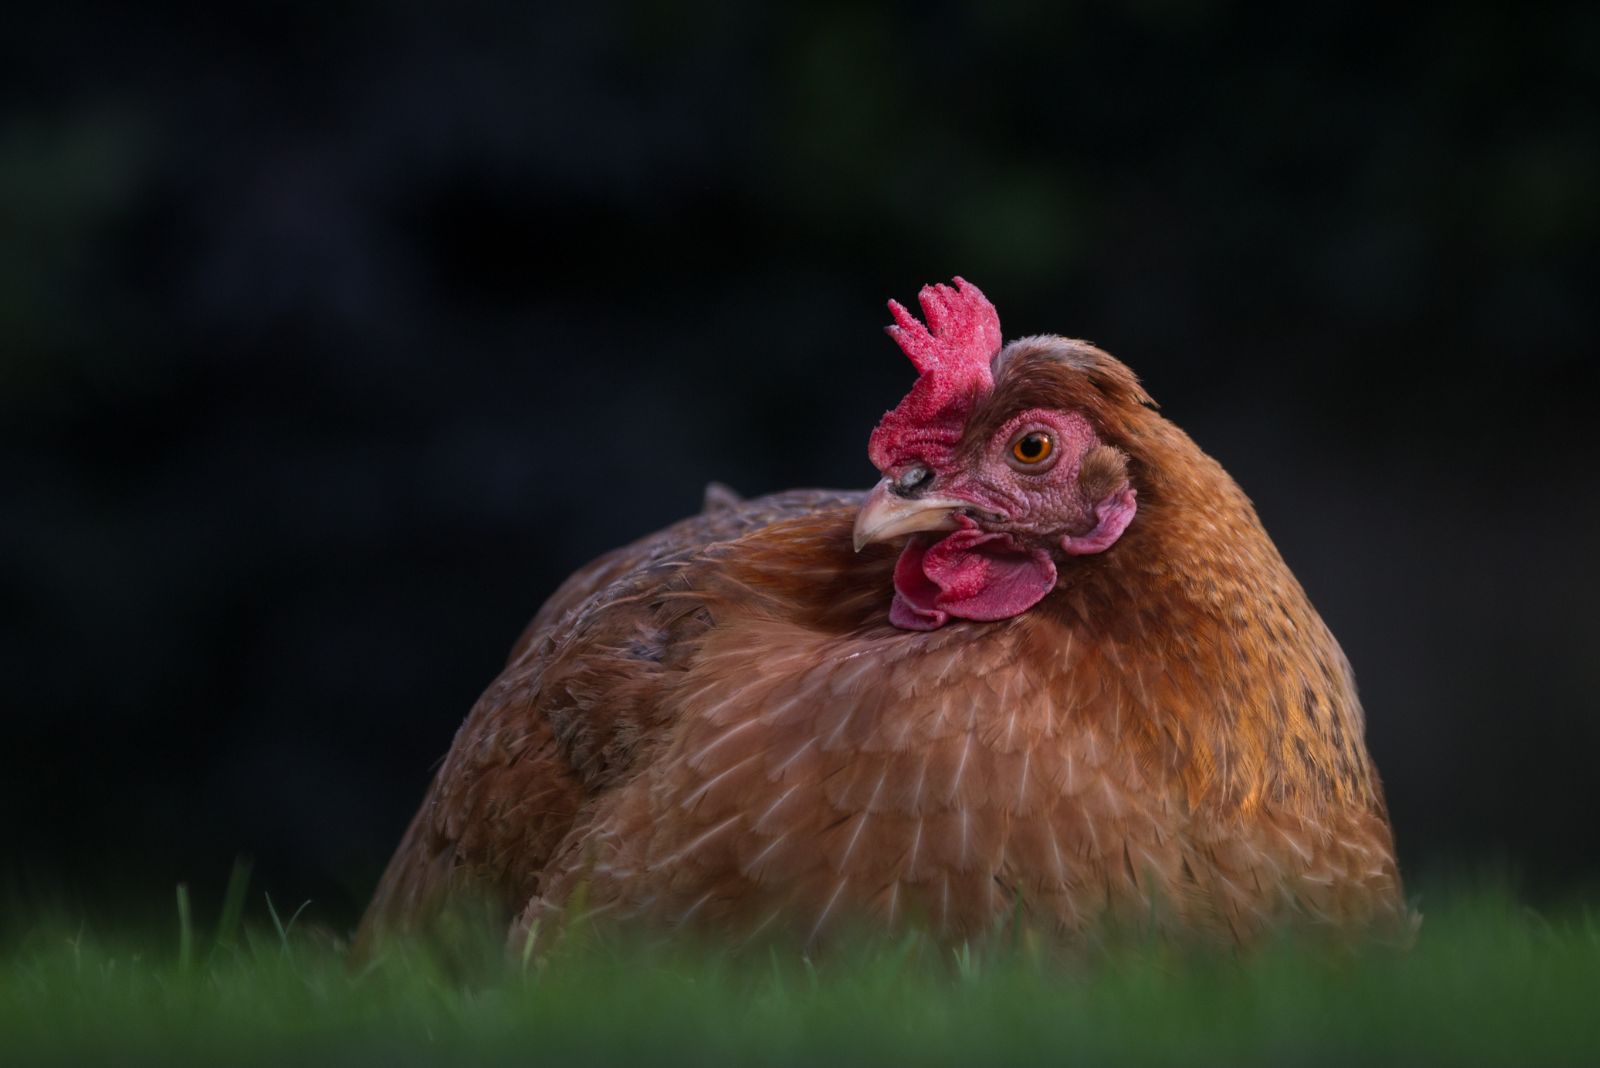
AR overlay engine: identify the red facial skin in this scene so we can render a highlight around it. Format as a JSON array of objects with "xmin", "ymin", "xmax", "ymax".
[{"xmin": 880, "ymin": 408, "xmax": 1137, "ymax": 631}]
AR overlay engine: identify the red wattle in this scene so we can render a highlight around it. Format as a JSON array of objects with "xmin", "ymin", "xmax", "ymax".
[{"xmin": 889, "ymin": 528, "xmax": 1058, "ymax": 631}]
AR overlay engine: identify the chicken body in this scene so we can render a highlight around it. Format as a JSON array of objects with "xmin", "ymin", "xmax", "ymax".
[{"xmin": 357, "ymin": 301, "xmax": 1408, "ymax": 954}]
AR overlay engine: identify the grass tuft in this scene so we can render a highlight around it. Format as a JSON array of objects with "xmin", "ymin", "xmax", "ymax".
[{"xmin": 2, "ymin": 885, "xmax": 1598, "ymax": 1065}]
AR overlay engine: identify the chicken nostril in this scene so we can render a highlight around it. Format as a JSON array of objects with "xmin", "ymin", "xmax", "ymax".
[{"xmin": 892, "ymin": 464, "xmax": 934, "ymax": 498}]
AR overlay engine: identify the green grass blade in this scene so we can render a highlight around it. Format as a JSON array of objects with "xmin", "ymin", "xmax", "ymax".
[
  {"xmin": 174, "ymin": 882, "xmax": 193, "ymax": 975},
  {"xmin": 211, "ymin": 856, "xmax": 252, "ymax": 958}
]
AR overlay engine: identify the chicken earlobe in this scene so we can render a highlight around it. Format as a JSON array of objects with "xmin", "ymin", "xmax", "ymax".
[{"xmin": 1060, "ymin": 484, "xmax": 1138, "ymax": 557}]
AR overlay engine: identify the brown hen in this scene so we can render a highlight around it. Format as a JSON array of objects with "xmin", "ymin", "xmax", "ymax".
[{"xmin": 356, "ymin": 279, "xmax": 1409, "ymax": 955}]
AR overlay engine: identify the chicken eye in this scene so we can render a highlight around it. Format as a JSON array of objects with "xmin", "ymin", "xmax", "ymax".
[{"xmin": 1011, "ymin": 431, "xmax": 1053, "ymax": 465}]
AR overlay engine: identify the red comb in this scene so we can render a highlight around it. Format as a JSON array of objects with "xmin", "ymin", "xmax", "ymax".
[{"xmin": 868, "ymin": 277, "xmax": 1003, "ymax": 469}]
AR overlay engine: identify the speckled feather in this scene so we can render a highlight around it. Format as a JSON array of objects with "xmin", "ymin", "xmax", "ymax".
[{"xmin": 355, "ymin": 341, "xmax": 1410, "ymax": 956}]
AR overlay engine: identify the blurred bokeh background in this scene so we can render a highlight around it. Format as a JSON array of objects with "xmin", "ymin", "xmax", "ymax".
[{"xmin": 4, "ymin": 2, "xmax": 1597, "ymax": 928}]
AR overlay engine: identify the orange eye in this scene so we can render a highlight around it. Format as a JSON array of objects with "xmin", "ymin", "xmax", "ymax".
[{"xmin": 1011, "ymin": 431, "xmax": 1053, "ymax": 464}]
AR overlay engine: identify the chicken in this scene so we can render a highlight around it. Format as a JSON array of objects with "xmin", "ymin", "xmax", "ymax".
[{"xmin": 355, "ymin": 278, "xmax": 1409, "ymax": 955}]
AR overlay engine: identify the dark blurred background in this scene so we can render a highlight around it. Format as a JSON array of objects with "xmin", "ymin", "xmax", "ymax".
[{"xmin": 3, "ymin": 2, "xmax": 1597, "ymax": 930}]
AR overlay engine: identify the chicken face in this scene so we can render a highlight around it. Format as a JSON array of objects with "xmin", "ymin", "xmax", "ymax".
[{"xmin": 855, "ymin": 280, "xmax": 1137, "ymax": 630}]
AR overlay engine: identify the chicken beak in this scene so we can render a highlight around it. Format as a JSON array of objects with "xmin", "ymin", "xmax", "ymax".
[{"xmin": 852, "ymin": 478, "xmax": 967, "ymax": 552}]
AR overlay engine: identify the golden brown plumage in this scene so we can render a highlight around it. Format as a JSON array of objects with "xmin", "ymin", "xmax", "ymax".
[{"xmin": 356, "ymin": 288, "xmax": 1409, "ymax": 956}]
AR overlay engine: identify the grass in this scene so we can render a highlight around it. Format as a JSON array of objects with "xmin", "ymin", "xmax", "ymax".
[{"xmin": 3, "ymin": 879, "xmax": 1599, "ymax": 1066}]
